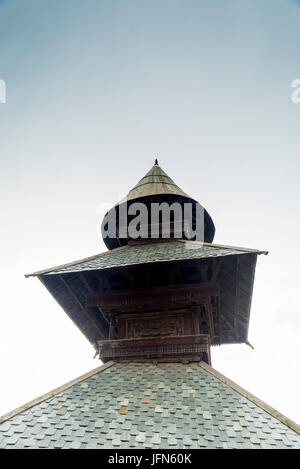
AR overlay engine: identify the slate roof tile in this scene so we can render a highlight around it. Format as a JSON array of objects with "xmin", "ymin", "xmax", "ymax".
[
  {"xmin": 31, "ymin": 241, "xmax": 260, "ymax": 276},
  {"xmin": 0, "ymin": 362, "xmax": 299, "ymax": 449}
]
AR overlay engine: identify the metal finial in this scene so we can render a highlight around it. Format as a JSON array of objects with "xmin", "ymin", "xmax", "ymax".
[{"xmin": 154, "ymin": 158, "xmax": 158, "ymax": 165}]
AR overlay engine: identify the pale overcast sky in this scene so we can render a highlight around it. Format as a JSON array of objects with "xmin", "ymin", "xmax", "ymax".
[{"xmin": 0, "ymin": 0, "xmax": 299, "ymax": 423}]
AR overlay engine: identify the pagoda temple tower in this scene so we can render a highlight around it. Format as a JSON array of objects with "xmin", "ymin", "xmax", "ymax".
[{"xmin": 0, "ymin": 162, "xmax": 299, "ymax": 449}]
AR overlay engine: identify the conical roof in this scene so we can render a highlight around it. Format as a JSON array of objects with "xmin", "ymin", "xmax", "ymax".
[
  {"xmin": 102, "ymin": 161, "xmax": 216, "ymax": 249},
  {"xmin": 121, "ymin": 161, "xmax": 191, "ymax": 202}
]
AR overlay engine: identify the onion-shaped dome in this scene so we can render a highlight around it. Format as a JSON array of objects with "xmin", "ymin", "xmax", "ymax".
[{"xmin": 101, "ymin": 160, "xmax": 215, "ymax": 250}]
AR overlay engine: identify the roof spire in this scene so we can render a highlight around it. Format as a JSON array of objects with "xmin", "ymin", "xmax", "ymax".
[{"xmin": 154, "ymin": 158, "xmax": 158, "ymax": 165}]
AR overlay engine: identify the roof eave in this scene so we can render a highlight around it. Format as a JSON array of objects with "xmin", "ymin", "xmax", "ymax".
[{"xmin": 24, "ymin": 240, "xmax": 268, "ymax": 278}]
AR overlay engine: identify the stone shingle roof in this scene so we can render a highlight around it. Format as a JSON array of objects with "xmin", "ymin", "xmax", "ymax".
[
  {"xmin": 1, "ymin": 362, "xmax": 299, "ymax": 449},
  {"xmin": 26, "ymin": 241, "xmax": 266, "ymax": 276}
]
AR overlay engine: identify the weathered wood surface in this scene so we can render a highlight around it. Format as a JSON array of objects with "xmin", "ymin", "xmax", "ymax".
[
  {"xmin": 35, "ymin": 251, "xmax": 259, "ymax": 350},
  {"xmin": 86, "ymin": 282, "xmax": 219, "ymax": 310},
  {"xmin": 98, "ymin": 334, "xmax": 211, "ymax": 363}
]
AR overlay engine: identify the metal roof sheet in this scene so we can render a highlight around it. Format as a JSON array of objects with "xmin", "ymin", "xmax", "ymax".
[{"xmin": 118, "ymin": 163, "xmax": 192, "ymax": 204}]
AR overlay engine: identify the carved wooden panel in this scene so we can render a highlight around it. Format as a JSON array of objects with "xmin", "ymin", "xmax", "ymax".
[
  {"xmin": 117, "ymin": 311, "xmax": 190, "ymax": 340},
  {"xmin": 86, "ymin": 283, "xmax": 219, "ymax": 313},
  {"xmin": 127, "ymin": 316, "xmax": 184, "ymax": 339},
  {"xmin": 97, "ymin": 334, "xmax": 211, "ymax": 364}
]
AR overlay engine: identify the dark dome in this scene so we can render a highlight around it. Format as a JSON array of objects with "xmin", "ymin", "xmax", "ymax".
[{"xmin": 101, "ymin": 162, "xmax": 215, "ymax": 250}]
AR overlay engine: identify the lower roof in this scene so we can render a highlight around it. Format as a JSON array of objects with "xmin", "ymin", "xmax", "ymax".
[
  {"xmin": 25, "ymin": 240, "xmax": 267, "ymax": 277},
  {"xmin": 24, "ymin": 241, "xmax": 268, "ymax": 349},
  {"xmin": 0, "ymin": 361, "xmax": 299, "ymax": 449}
]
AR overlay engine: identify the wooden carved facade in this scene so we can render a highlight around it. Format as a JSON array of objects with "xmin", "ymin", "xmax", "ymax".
[{"xmin": 84, "ymin": 257, "xmax": 224, "ymax": 365}]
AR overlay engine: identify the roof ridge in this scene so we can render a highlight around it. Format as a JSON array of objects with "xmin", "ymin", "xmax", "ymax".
[
  {"xmin": 178, "ymin": 239, "xmax": 268, "ymax": 255},
  {"xmin": 0, "ymin": 361, "xmax": 115, "ymax": 425},
  {"xmin": 199, "ymin": 361, "xmax": 300, "ymax": 435}
]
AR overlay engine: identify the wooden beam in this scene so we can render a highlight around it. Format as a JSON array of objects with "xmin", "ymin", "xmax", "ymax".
[
  {"xmin": 205, "ymin": 299, "xmax": 215, "ymax": 343},
  {"xmin": 234, "ymin": 256, "xmax": 240, "ymax": 329},
  {"xmin": 97, "ymin": 306, "xmax": 110, "ymax": 325},
  {"xmin": 79, "ymin": 273, "xmax": 110, "ymax": 326},
  {"xmin": 59, "ymin": 275, "xmax": 105, "ymax": 339},
  {"xmin": 98, "ymin": 335, "xmax": 210, "ymax": 362},
  {"xmin": 211, "ymin": 258, "xmax": 223, "ymax": 282},
  {"xmin": 219, "ymin": 312, "xmax": 241, "ymax": 342},
  {"xmin": 86, "ymin": 282, "xmax": 219, "ymax": 309},
  {"xmin": 199, "ymin": 263, "xmax": 209, "ymax": 282},
  {"xmin": 79, "ymin": 273, "xmax": 96, "ymax": 294}
]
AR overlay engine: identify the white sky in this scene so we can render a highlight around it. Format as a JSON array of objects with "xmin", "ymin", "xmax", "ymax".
[{"xmin": 0, "ymin": 0, "xmax": 299, "ymax": 424}]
